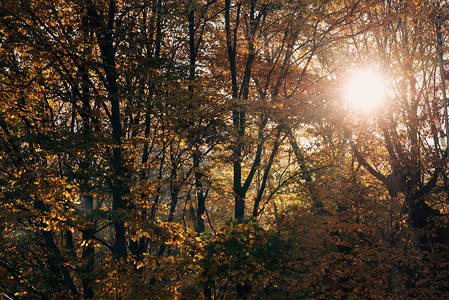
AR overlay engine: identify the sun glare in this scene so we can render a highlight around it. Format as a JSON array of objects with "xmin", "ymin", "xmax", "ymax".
[{"xmin": 345, "ymin": 70, "xmax": 386, "ymax": 112}]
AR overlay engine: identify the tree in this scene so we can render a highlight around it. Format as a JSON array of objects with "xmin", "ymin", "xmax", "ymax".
[
  {"xmin": 332, "ymin": 0, "xmax": 449, "ymax": 245},
  {"xmin": 2, "ymin": 0, "xmax": 449, "ymax": 298}
]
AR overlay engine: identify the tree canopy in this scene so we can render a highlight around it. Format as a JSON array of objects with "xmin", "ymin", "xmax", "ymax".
[{"xmin": 2, "ymin": 0, "xmax": 449, "ymax": 298}]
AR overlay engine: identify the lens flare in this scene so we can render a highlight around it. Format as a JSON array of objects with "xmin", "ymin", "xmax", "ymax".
[{"xmin": 345, "ymin": 70, "xmax": 386, "ymax": 112}]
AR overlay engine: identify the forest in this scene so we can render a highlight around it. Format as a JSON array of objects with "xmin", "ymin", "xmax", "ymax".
[{"xmin": 2, "ymin": 0, "xmax": 449, "ymax": 298}]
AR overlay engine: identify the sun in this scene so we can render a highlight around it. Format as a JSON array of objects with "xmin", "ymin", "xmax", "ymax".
[{"xmin": 345, "ymin": 69, "xmax": 386, "ymax": 112}]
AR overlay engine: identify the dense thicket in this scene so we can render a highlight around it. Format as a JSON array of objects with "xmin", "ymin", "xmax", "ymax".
[{"xmin": 1, "ymin": 0, "xmax": 449, "ymax": 298}]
